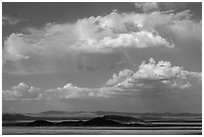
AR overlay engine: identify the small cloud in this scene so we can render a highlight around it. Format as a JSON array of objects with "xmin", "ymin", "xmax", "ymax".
[
  {"xmin": 134, "ymin": 2, "xmax": 160, "ymax": 13},
  {"xmin": 2, "ymin": 14, "xmax": 25, "ymax": 26},
  {"xmin": 3, "ymin": 82, "xmax": 114, "ymax": 100},
  {"xmin": 42, "ymin": 83, "xmax": 112, "ymax": 99},
  {"xmin": 134, "ymin": 3, "xmax": 143, "ymax": 8},
  {"xmin": 135, "ymin": 2, "xmax": 188, "ymax": 13},
  {"xmin": 3, "ymin": 82, "xmax": 41, "ymax": 100},
  {"xmin": 158, "ymin": 2, "xmax": 188, "ymax": 11}
]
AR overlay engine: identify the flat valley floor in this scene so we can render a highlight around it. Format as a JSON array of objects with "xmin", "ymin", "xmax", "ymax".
[{"xmin": 3, "ymin": 127, "xmax": 201, "ymax": 135}]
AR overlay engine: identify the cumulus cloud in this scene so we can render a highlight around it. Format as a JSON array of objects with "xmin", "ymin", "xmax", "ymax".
[
  {"xmin": 106, "ymin": 69, "xmax": 133, "ymax": 86},
  {"xmin": 41, "ymin": 83, "xmax": 113, "ymax": 99},
  {"xmin": 3, "ymin": 7, "xmax": 201, "ymax": 75},
  {"xmin": 3, "ymin": 82, "xmax": 116, "ymax": 100},
  {"xmin": 3, "ymin": 83, "xmax": 41, "ymax": 100},
  {"xmin": 3, "ymin": 58, "xmax": 201, "ymax": 100},
  {"xmin": 5, "ymin": 9, "xmax": 201, "ymax": 74},
  {"xmin": 106, "ymin": 58, "xmax": 201, "ymax": 93}
]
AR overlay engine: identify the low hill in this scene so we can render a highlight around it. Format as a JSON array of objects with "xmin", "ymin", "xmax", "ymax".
[
  {"xmin": 57, "ymin": 120, "xmax": 84, "ymax": 126},
  {"xmin": 2, "ymin": 113, "xmax": 31, "ymax": 121},
  {"xmin": 102, "ymin": 115, "xmax": 145, "ymax": 124},
  {"xmin": 83, "ymin": 117, "xmax": 121, "ymax": 126},
  {"xmin": 27, "ymin": 120, "xmax": 54, "ymax": 126}
]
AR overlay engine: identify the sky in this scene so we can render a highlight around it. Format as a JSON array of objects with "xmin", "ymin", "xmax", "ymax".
[{"xmin": 2, "ymin": 2, "xmax": 202, "ymax": 113}]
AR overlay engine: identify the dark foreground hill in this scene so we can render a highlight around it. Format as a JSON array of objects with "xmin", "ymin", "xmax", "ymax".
[
  {"xmin": 57, "ymin": 120, "xmax": 84, "ymax": 126},
  {"xmin": 24, "ymin": 115, "xmax": 146, "ymax": 127},
  {"xmin": 27, "ymin": 120, "xmax": 54, "ymax": 126},
  {"xmin": 83, "ymin": 117, "xmax": 121, "ymax": 126},
  {"xmin": 102, "ymin": 115, "xmax": 146, "ymax": 124},
  {"xmin": 3, "ymin": 111, "xmax": 201, "ymax": 122},
  {"xmin": 25, "ymin": 118, "xmax": 122, "ymax": 127}
]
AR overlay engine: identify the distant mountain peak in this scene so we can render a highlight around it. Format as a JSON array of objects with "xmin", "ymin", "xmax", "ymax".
[{"xmin": 40, "ymin": 111, "xmax": 68, "ymax": 114}]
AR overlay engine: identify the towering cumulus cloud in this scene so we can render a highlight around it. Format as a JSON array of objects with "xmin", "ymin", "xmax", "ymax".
[
  {"xmin": 106, "ymin": 58, "xmax": 201, "ymax": 92},
  {"xmin": 3, "ymin": 7, "xmax": 201, "ymax": 74}
]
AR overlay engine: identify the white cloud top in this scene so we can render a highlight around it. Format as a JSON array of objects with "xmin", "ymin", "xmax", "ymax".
[{"xmin": 3, "ymin": 83, "xmax": 40, "ymax": 99}]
